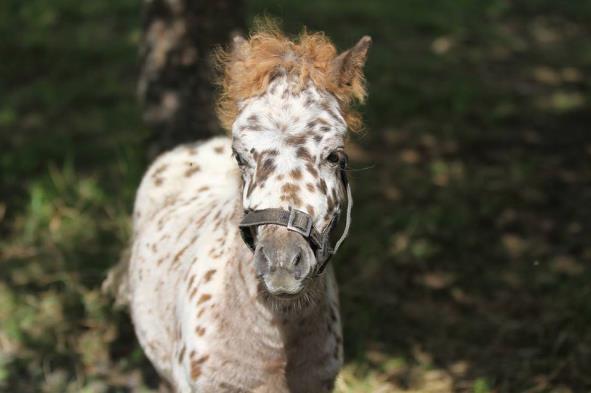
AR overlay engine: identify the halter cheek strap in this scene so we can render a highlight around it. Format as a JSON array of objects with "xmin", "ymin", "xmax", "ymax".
[{"xmin": 238, "ymin": 181, "xmax": 352, "ymax": 275}]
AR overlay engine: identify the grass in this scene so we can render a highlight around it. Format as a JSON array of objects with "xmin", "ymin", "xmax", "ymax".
[{"xmin": 1, "ymin": 0, "xmax": 590, "ymax": 391}]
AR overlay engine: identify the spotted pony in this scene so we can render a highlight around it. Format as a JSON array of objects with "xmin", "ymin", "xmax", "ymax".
[{"xmin": 126, "ymin": 24, "xmax": 371, "ymax": 392}]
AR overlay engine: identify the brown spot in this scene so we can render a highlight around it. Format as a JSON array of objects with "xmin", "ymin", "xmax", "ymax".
[
  {"xmin": 163, "ymin": 195, "xmax": 177, "ymax": 207},
  {"xmin": 306, "ymin": 205, "xmax": 315, "ymax": 216},
  {"xmin": 187, "ymin": 274, "xmax": 196, "ymax": 289},
  {"xmin": 185, "ymin": 165, "xmax": 201, "ymax": 177},
  {"xmin": 327, "ymin": 194, "xmax": 335, "ymax": 213},
  {"xmin": 197, "ymin": 294, "xmax": 212, "ymax": 305},
  {"xmin": 214, "ymin": 146, "xmax": 224, "ymax": 154},
  {"xmin": 306, "ymin": 183, "xmax": 315, "ymax": 193},
  {"xmin": 190, "ymin": 363, "xmax": 201, "ymax": 380},
  {"xmin": 189, "ymin": 288, "xmax": 197, "ymax": 299},
  {"xmin": 208, "ymin": 247, "xmax": 221, "ymax": 259},
  {"xmin": 152, "ymin": 164, "xmax": 168, "ymax": 178},
  {"xmin": 173, "ymin": 243, "xmax": 190, "ymax": 264},
  {"xmin": 290, "ymin": 168, "xmax": 302, "ymax": 180},
  {"xmin": 154, "ymin": 177, "xmax": 163, "ymax": 186},
  {"xmin": 314, "ymin": 134, "xmax": 322, "ymax": 143},
  {"xmin": 195, "ymin": 326, "xmax": 206, "ymax": 336},
  {"xmin": 296, "ymin": 147, "xmax": 313, "ymax": 161},
  {"xmin": 318, "ymin": 179, "xmax": 328, "ymax": 193},
  {"xmin": 306, "ymin": 163, "xmax": 319, "ymax": 177},
  {"xmin": 195, "ymin": 215, "xmax": 207, "ymax": 227},
  {"xmin": 176, "ymin": 222, "xmax": 191, "ymax": 240},
  {"xmin": 281, "ymin": 183, "xmax": 300, "ymax": 199},
  {"xmin": 178, "ymin": 346, "xmax": 186, "ymax": 363},
  {"xmin": 275, "ymin": 120, "xmax": 288, "ymax": 132},
  {"xmin": 255, "ymin": 157, "xmax": 276, "ymax": 184},
  {"xmin": 286, "ymin": 135, "xmax": 307, "ymax": 146},
  {"xmin": 262, "ymin": 149, "xmax": 279, "ymax": 157},
  {"xmin": 198, "ymin": 186, "xmax": 210, "ymax": 192},
  {"xmin": 204, "ymin": 269, "xmax": 216, "ymax": 283}
]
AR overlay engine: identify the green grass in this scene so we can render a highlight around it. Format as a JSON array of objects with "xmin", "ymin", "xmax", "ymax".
[{"xmin": 1, "ymin": 0, "xmax": 591, "ymax": 391}]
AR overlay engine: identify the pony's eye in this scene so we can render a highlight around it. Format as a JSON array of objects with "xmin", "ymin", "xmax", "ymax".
[
  {"xmin": 327, "ymin": 150, "xmax": 348, "ymax": 168},
  {"xmin": 327, "ymin": 151, "xmax": 340, "ymax": 164}
]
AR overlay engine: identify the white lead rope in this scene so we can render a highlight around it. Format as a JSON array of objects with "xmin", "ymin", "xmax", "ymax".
[{"xmin": 332, "ymin": 182, "xmax": 353, "ymax": 253}]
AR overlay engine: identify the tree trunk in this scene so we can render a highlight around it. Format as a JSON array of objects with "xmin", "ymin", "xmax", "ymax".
[{"xmin": 138, "ymin": 0, "xmax": 245, "ymax": 155}]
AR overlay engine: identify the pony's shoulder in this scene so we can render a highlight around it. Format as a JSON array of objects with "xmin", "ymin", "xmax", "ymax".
[{"xmin": 133, "ymin": 136, "xmax": 239, "ymax": 230}]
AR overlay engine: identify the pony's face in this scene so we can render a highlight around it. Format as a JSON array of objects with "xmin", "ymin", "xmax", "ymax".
[
  {"xmin": 220, "ymin": 31, "xmax": 371, "ymax": 299},
  {"xmin": 232, "ymin": 75, "xmax": 349, "ymax": 296}
]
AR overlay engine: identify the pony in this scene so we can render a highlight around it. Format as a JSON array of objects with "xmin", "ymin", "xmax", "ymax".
[{"xmin": 126, "ymin": 23, "xmax": 371, "ymax": 392}]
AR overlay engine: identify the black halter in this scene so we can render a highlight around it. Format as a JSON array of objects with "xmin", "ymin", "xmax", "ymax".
[{"xmin": 238, "ymin": 172, "xmax": 351, "ymax": 275}]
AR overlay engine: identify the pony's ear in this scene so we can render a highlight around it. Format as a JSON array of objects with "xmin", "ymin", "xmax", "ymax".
[
  {"xmin": 230, "ymin": 34, "xmax": 249, "ymax": 60},
  {"xmin": 330, "ymin": 36, "xmax": 372, "ymax": 89}
]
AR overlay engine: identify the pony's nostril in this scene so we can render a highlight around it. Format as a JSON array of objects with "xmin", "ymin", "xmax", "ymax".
[
  {"xmin": 292, "ymin": 250, "xmax": 305, "ymax": 280},
  {"xmin": 292, "ymin": 253, "xmax": 301, "ymax": 267}
]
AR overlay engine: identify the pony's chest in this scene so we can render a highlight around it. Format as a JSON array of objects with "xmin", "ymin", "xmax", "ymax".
[{"xmin": 183, "ymin": 319, "xmax": 341, "ymax": 393}]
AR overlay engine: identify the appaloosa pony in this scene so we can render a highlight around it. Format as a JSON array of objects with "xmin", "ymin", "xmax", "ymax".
[{"xmin": 127, "ymin": 25, "xmax": 371, "ymax": 392}]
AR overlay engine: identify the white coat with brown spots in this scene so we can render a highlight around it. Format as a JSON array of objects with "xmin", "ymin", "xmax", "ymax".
[{"xmin": 128, "ymin": 30, "xmax": 371, "ymax": 393}]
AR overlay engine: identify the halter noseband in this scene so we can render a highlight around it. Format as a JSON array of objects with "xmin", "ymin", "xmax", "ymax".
[{"xmin": 238, "ymin": 176, "xmax": 352, "ymax": 275}]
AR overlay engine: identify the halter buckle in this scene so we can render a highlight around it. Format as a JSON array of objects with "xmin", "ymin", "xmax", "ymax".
[{"xmin": 286, "ymin": 208, "xmax": 313, "ymax": 237}]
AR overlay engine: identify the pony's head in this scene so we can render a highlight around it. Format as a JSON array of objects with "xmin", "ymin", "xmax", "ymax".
[{"xmin": 216, "ymin": 24, "xmax": 370, "ymax": 299}]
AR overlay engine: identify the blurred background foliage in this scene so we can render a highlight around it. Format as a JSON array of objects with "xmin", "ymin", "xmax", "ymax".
[{"xmin": 1, "ymin": 0, "xmax": 590, "ymax": 392}]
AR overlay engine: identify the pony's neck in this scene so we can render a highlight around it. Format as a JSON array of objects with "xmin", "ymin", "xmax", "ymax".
[{"xmin": 223, "ymin": 178, "xmax": 330, "ymax": 348}]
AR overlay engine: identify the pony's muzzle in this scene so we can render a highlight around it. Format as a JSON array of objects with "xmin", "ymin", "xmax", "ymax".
[{"xmin": 253, "ymin": 230, "xmax": 314, "ymax": 296}]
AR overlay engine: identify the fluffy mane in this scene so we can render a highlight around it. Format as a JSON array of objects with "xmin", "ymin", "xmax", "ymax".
[{"xmin": 215, "ymin": 21, "xmax": 367, "ymax": 132}]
